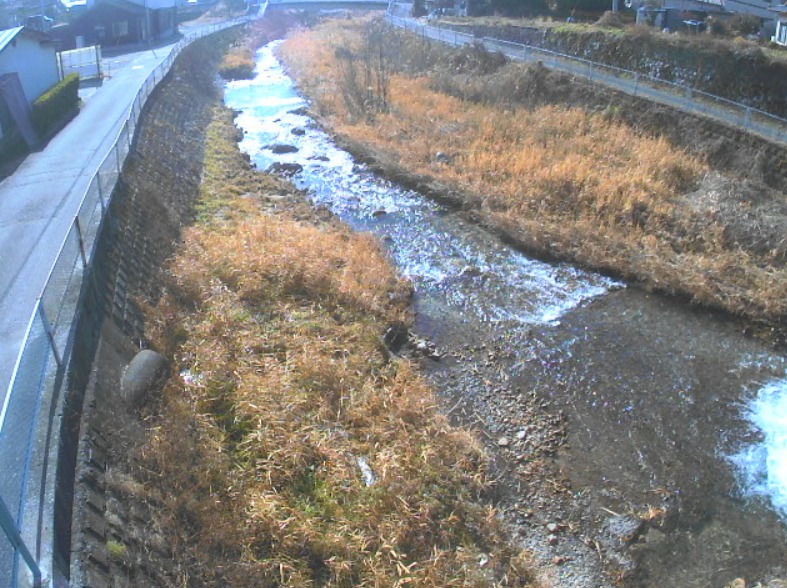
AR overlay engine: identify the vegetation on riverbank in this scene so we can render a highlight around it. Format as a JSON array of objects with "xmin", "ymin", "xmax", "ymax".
[
  {"xmin": 138, "ymin": 91, "xmax": 535, "ymax": 585},
  {"xmin": 219, "ymin": 14, "xmax": 300, "ymax": 79},
  {"xmin": 278, "ymin": 17, "xmax": 787, "ymax": 327}
]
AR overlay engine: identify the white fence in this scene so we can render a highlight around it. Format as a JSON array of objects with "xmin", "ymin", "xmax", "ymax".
[{"xmin": 57, "ymin": 46, "xmax": 102, "ymax": 81}]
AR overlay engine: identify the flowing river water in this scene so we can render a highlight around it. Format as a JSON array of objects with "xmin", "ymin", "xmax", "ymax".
[{"xmin": 224, "ymin": 43, "xmax": 787, "ymax": 587}]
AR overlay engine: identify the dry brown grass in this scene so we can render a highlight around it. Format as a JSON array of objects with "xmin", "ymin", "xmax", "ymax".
[
  {"xmin": 140, "ymin": 98, "xmax": 535, "ymax": 586},
  {"xmin": 218, "ymin": 47, "xmax": 256, "ymax": 79},
  {"xmin": 278, "ymin": 17, "xmax": 787, "ymax": 324},
  {"xmin": 219, "ymin": 15, "xmax": 302, "ymax": 80}
]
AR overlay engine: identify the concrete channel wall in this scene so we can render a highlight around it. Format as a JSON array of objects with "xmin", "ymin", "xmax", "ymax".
[{"xmin": 0, "ymin": 16, "xmax": 255, "ymax": 588}]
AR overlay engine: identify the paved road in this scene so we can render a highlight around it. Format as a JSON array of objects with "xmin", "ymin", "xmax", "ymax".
[{"xmin": 0, "ymin": 38, "xmax": 188, "ymax": 404}]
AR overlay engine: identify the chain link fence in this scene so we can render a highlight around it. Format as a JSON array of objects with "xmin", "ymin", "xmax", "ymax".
[
  {"xmin": 387, "ymin": 15, "xmax": 787, "ymax": 146},
  {"xmin": 0, "ymin": 15, "xmax": 253, "ymax": 588}
]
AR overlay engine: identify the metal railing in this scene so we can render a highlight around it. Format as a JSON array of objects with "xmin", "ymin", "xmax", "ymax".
[
  {"xmin": 387, "ymin": 15, "xmax": 787, "ymax": 146},
  {"xmin": 0, "ymin": 15, "xmax": 253, "ymax": 588}
]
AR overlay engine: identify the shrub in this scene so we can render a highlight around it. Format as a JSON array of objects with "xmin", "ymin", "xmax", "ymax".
[
  {"xmin": 729, "ymin": 13, "xmax": 761, "ymax": 37},
  {"xmin": 31, "ymin": 73, "xmax": 79, "ymax": 135},
  {"xmin": 218, "ymin": 48, "xmax": 256, "ymax": 80}
]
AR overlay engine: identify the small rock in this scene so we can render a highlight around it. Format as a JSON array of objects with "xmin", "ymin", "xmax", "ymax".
[
  {"xmin": 459, "ymin": 265, "xmax": 483, "ymax": 278},
  {"xmin": 266, "ymin": 162, "xmax": 303, "ymax": 176},
  {"xmin": 552, "ymin": 556, "xmax": 566, "ymax": 565},
  {"xmin": 382, "ymin": 322, "xmax": 409, "ymax": 354},
  {"xmin": 516, "ymin": 429, "xmax": 527, "ymax": 441},
  {"xmin": 291, "ymin": 127, "xmax": 306, "ymax": 136},
  {"xmin": 547, "ymin": 534, "xmax": 559, "ymax": 546},
  {"xmin": 546, "ymin": 522, "xmax": 559, "ymax": 533},
  {"xmin": 308, "ymin": 155, "xmax": 330, "ymax": 162},
  {"xmin": 268, "ymin": 143, "xmax": 299, "ymax": 154},
  {"xmin": 498, "ymin": 437, "xmax": 510, "ymax": 448},
  {"xmin": 121, "ymin": 350, "xmax": 168, "ymax": 408},
  {"xmin": 645, "ymin": 526, "xmax": 666, "ymax": 545},
  {"xmin": 434, "ymin": 151, "xmax": 451, "ymax": 164},
  {"xmin": 372, "ymin": 209, "xmax": 387, "ymax": 218}
]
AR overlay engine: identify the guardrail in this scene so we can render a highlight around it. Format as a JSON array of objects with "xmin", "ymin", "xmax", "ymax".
[
  {"xmin": 387, "ymin": 15, "xmax": 787, "ymax": 146},
  {"xmin": 0, "ymin": 15, "xmax": 253, "ymax": 588}
]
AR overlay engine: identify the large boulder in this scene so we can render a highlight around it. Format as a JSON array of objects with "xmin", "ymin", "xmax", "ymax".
[{"xmin": 120, "ymin": 349, "xmax": 169, "ymax": 408}]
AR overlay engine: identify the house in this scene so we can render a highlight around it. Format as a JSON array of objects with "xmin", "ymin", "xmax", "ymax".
[
  {"xmin": 630, "ymin": 0, "xmax": 776, "ymax": 33},
  {"xmin": 0, "ymin": 27, "xmax": 59, "ymax": 104},
  {"xmin": 55, "ymin": 0, "xmax": 177, "ymax": 49},
  {"xmin": 631, "ymin": 0, "xmax": 728, "ymax": 30},
  {"xmin": 0, "ymin": 26, "xmax": 59, "ymax": 149},
  {"xmin": 772, "ymin": 1, "xmax": 787, "ymax": 44}
]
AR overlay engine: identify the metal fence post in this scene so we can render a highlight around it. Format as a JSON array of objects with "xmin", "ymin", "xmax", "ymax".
[
  {"xmin": 39, "ymin": 304, "xmax": 63, "ymax": 368},
  {"xmin": 0, "ymin": 496, "xmax": 41, "ymax": 588},
  {"xmin": 96, "ymin": 170, "xmax": 106, "ymax": 213},
  {"xmin": 74, "ymin": 218, "xmax": 89, "ymax": 268}
]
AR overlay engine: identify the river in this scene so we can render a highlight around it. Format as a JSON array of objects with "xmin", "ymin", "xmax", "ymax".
[{"xmin": 223, "ymin": 42, "xmax": 787, "ymax": 587}]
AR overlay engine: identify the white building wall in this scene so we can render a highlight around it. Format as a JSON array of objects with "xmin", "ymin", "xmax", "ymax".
[
  {"xmin": 775, "ymin": 17, "xmax": 787, "ymax": 44},
  {"xmin": 0, "ymin": 34, "xmax": 59, "ymax": 105}
]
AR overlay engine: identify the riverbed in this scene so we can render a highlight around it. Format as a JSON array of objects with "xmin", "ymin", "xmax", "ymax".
[{"xmin": 224, "ymin": 42, "xmax": 787, "ymax": 587}]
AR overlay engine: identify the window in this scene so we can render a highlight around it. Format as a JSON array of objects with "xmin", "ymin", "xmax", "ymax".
[
  {"xmin": 776, "ymin": 21, "xmax": 787, "ymax": 44},
  {"xmin": 112, "ymin": 20, "xmax": 129, "ymax": 38}
]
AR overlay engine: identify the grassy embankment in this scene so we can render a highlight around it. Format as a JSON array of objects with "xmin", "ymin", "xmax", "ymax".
[
  {"xmin": 138, "ymin": 67, "xmax": 535, "ymax": 587},
  {"xmin": 278, "ymin": 18, "xmax": 787, "ymax": 326}
]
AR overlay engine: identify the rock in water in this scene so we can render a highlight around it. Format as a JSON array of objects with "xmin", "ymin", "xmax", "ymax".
[
  {"xmin": 121, "ymin": 350, "xmax": 169, "ymax": 408},
  {"xmin": 267, "ymin": 162, "xmax": 303, "ymax": 176},
  {"xmin": 382, "ymin": 322, "xmax": 409, "ymax": 354},
  {"xmin": 268, "ymin": 143, "xmax": 299, "ymax": 154}
]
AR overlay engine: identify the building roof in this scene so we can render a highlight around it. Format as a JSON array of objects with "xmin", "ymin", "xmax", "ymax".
[
  {"xmin": 0, "ymin": 27, "xmax": 24, "ymax": 53},
  {"xmin": 724, "ymin": 0, "xmax": 775, "ymax": 18},
  {"xmin": 106, "ymin": 0, "xmax": 177, "ymax": 9},
  {"xmin": 58, "ymin": 0, "xmax": 176, "ymax": 11},
  {"xmin": 0, "ymin": 27, "xmax": 52, "ymax": 53}
]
